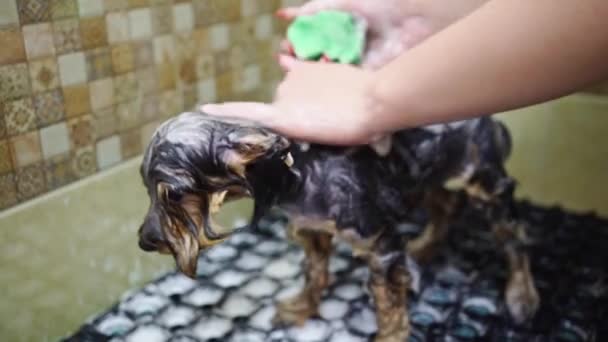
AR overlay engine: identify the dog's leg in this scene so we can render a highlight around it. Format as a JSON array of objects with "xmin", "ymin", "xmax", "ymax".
[
  {"xmin": 409, "ymin": 188, "xmax": 461, "ymax": 264},
  {"xmin": 365, "ymin": 231, "xmax": 411, "ymax": 342},
  {"xmin": 274, "ymin": 224, "xmax": 333, "ymax": 325},
  {"xmin": 493, "ymin": 220, "xmax": 540, "ymax": 324}
]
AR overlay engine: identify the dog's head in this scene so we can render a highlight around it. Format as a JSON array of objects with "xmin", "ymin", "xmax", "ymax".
[{"xmin": 138, "ymin": 112, "xmax": 294, "ymax": 277}]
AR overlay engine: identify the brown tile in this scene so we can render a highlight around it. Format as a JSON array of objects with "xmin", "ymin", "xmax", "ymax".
[
  {"xmin": 178, "ymin": 57, "xmax": 197, "ymax": 85},
  {"xmin": 182, "ymin": 84, "xmax": 197, "ymax": 111},
  {"xmin": 113, "ymin": 72, "xmax": 137, "ymax": 103},
  {"xmin": 0, "ymin": 140, "xmax": 13, "ymax": 174},
  {"xmin": 17, "ymin": 0, "xmax": 51, "ymax": 25},
  {"xmin": 9, "ymin": 130, "xmax": 42, "ymax": 168},
  {"xmin": 85, "ymin": 47, "xmax": 112, "ymax": 81},
  {"xmin": 0, "ymin": 27, "xmax": 27, "ymax": 65},
  {"xmin": 193, "ymin": 0, "xmax": 222, "ymax": 27},
  {"xmin": 110, "ymin": 43, "xmax": 134, "ymax": 74},
  {"xmin": 120, "ymin": 128, "xmax": 141, "ymax": 158},
  {"xmin": 141, "ymin": 94, "xmax": 159, "ymax": 122},
  {"xmin": 156, "ymin": 62, "xmax": 176, "ymax": 91},
  {"xmin": 136, "ymin": 66, "xmax": 157, "ymax": 95},
  {"xmin": 33, "ymin": 89, "xmax": 65, "ymax": 127},
  {"xmin": 127, "ymin": 0, "xmax": 147, "ymax": 8},
  {"xmin": 133, "ymin": 40, "xmax": 153, "ymax": 67},
  {"xmin": 104, "ymin": 0, "xmax": 128, "ymax": 11},
  {"xmin": 50, "ymin": 0, "xmax": 77, "ymax": 19},
  {"xmin": 52, "ymin": 18, "xmax": 82, "ymax": 54},
  {"xmin": 44, "ymin": 152, "xmax": 75, "ymax": 189},
  {"xmin": 22, "ymin": 23, "xmax": 56, "ymax": 59},
  {"xmin": 89, "ymin": 78, "xmax": 114, "ymax": 111},
  {"xmin": 15, "ymin": 162, "xmax": 47, "ymax": 200},
  {"xmin": 0, "ymin": 63, "xmax": 31, "ymax": 102},
  {"xmin": 151, "ymin": 4, "xmax": 173, "ymax": 35},
  {"xmin": 0, "ymin": 173, "xmax": 18, "ymax": 209},
  {"xmin": 217, "ymin": 0, "xmax": 241, "ymax": 22},
  {"xmin": 93, "ymin": 107, "xmax": 118, "ymax": 139},
  {"xmin": 80, "ymin": 16, "xmax": 107, "ymax": 49},
  {"xmin": 0, "ymin": 115, "xmax": 5, "ymax": 139},
  {"xmin": 62, "ymin": 84, "xmax": 90, "ymax": 117},
  {"xmin": 67, "ymin": 114, "xmax": 94, "ymax": 148},
  {"xmin": 29, "ymin": 57, "xmax": 59, "ymax": 93},
  {"xmin": 191, "ymin": 28, "xmax": 210, "ymax": 54},
  {"xmin": 216, "ymin": 72, "xmax": 233, "ymax": 102},
  {"xmin": 71, "ymin": 145, "xmax": 96, "ymax": 177},
  {"xmin": 3, "ymin": 98, "xmax": 37, "ymax": 136},
  {"xmin": 159, "ymin": 89, "xmax": 182, "ymax": 119}
]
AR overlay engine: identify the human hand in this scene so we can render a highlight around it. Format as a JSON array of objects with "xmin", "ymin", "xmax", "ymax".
[
  {"xmin": 277, "ymin": 0, "xmax": 487, "ymax": 69},
  {"xmin": 202, "ymin": 55, "xmax": 384, "ymax": 145}
]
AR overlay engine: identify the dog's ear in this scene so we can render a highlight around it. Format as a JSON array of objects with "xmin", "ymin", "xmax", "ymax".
[{"xmin": 221, "ymin": 127, "xmax": 291, "ymax": 177}]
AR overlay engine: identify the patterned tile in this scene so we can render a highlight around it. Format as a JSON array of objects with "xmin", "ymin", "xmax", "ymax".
[
  {"xmin": 151, "ymin": 4, "xmax": 173, "ymax": 35},
  {"xmin": 50, "ymin": 0, "xmax": 78, "ymax": 19},
  {"xmin": 0, "ymin": 140, "xmax": 14, "ymax": 174},
  {"xmin": 0, "ymin": 173, "xmax": 18, "ymax": 209},
  {"xmin": 29, "ymin": 57, "xmax": 60, "ymax": 93},
  {"xmin": 128, "ymin": 7, "xmax": 152, "ymax": 39},
  {"xmin": 0, "ymin": 64, "xmax": 31, "ymax": 102},
  {"xmin": 196, "ymin": 53, "xmax": 215, "ymax": 79},
  {"xmin": 58, "ymin": 52, "xmax": 87, "ymax": 86},
  {"xmin": 17, "ymin": 0, "xmax": 51, "ymax": 25},
  {"xmin": 15, "ymin": 162, "xmax": 47, "ymax": 200},
  {"xmin": 85, "ymin": 47, "xmax": 113, "ymax": 81},
  {"xmin": 62, "ymin": 84, "xmax": 90, "ymax": 117},
  {"xmin": 104, "ymin": 0, "xmax": 128, "ymax": 12},
  {"xmin": 71, "ymin": 145, "xmax": 96, "ymax": 177},
  {"xmin": 106, "ymin": 11, "xmax": 130, "ymax": 43},
  {"xmin": 33, "ymin": 89, "xmax": 65, "ymax": 127},
  {"xmin": 9, "ymin": 131, "xmax": 42, "ymax": 168},
  {"xmin": 0, "ymin": 26, "xmax": 27, "ymax": 65},
  {"xmin": 44, "ymin": 152, "xmax": 75, "ymax": 189},
  {"xmin": 77, "ymin": 0, "xmax": 104, "ymax": 17},
  {"xmin": 67, "ymin": 114, "xmax": 94, "ymax": 148},
  {"xmin": 80, "ymin": 16, "xmax": 107, "ymax": 49},
  {"xmin": 116, "ymin": 100, "xmax": 141, "ymax": 131},
  {"xmin": 3, "ymin": 97, "xmax": 37, "ymax": 136},
  {"xmin": 136, "ymin": 66, "xmax": 158, "ymax": 95},
  {"xmin": 173, "ymin": 2, "xmax": 194, "ymax": 33},
  {"xmin": 52, "ymin": 18, "xmax": 82, "ymax": 54},
  {"xmin": 120, "ymin": 128, "xmax": 141, "ymax": 158},
  {"xmin": 89, "ymin": 78, "xmax": 114, "ymax": 111},
  {"xmin": 93, "ymin": 107, "xmax": 118, "ymax": 139},
  {"xmin": 96, "ymin": 135, "xmax": 121, "ymax": 169},
  {"xmin": 0, "ymin": 0, "xmax": 20, "ymax": 26},
  {"xmin": 23, "ymin": 23, "xmax": 56, "ymax": 59},
  {"xmin": 110, "ymin": 43, "xmax": 135, "ymax": 74},
  {"xmin": 132, "ymin": 40, "xmax": 153, "ymax": 67},
  {"xmin": 113, "ymin": 72, "xmax": 137, "ymax": 103},
  {"xmin": 39, "ymin": 122, "xmax": 71, "ymax": 158}
]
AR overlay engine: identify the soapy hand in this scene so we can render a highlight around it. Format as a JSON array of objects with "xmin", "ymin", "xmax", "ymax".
[{"xmin": 202, "ymin": 55, "xmax": 382, "ymax": 145}]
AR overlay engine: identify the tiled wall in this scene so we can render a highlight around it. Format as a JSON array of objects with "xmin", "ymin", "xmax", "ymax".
[{"xmin": 0, "ymin": 0, "xmax": 295, "ymax": 210}]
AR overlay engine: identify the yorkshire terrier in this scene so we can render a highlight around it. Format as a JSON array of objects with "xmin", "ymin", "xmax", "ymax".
[{"xmin": 138, "ymin": 112, "xmax": 539, "ymax": 342}]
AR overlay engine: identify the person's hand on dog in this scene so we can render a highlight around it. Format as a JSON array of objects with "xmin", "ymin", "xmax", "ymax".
[{"xmin": 203, "ymin": 55, "xmax": 382, "ymax": 145}]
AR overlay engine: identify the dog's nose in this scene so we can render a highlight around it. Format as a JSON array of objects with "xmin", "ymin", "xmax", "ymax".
[{"xmin": 138, "ymin": 237, "xmax": 158, "ymax": 252}]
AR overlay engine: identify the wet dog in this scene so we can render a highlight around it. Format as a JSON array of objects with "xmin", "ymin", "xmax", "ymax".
[{"xmin": 138, "ymin": 111, "xmax": 539, "ymax": 341}]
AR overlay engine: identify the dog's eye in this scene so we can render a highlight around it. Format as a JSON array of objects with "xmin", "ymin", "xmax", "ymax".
[{"xmin": 167, "ymin": 189, "xmax": 183, "ymax": 202}]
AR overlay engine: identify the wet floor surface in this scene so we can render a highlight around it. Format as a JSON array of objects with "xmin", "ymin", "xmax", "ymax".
[{"xmin": 64, "ymin": 202, "xmax": 608, "ymax": 341}]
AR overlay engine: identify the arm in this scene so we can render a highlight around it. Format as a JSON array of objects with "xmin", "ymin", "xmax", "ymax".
[{"xmin": 371, "ymin": 0, "xmax": 608, "ymax": 130}]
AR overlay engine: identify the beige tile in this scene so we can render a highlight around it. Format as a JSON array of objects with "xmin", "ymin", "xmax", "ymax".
[
  {"xmin": 104, "ymin": 0, "xmax": 128, "ymax": 11},
  {"xmin": 197, "ymin": 78, "xmax": 216, "ymax": 104},
  {"xmin": 113, "ymin": 72, "xmax": 137, "ymax": 103},
  {"xmin": 173, "ymin": 2, "xmax": 194, "ymax": 32},
  {"xmin": 106, "ymin": 11, "xmax": 130, "ymax": 43},
  {"xmin": 77, "ymin": 0, "xmax": 104, "ymax": 17},
  {"xmin": 10, "ymin": 131, "xmax": 42, "ymax": 168},
  {"xmin": 29, "ymin": 57, "xmax": 60, "ymax": 93},
  {"xmin": 96, "ymin": 135, "xmax": 121, "ymax": 169},
  {"xmin": 40, "ymin": 122, "xmax": 71, "ymax": 159},
  {"xmin": 210, "ymin": 23, "xmax": 230, "ymax": 51},
  {"xmin": 151, "ymin": 3, "xmax": 173, "ymax": 35},
  {"xmin": 136, "ymin": 66, "xmax": 158, "ymax": 95},
  {"xmin": 141, "ymin": 93, "xmax": 159, "ymax": 122},
  {"xmin": 234, "ymin": 65, "xmax": 261, "ymax": 93},
  {"xmin": 23, "ymin": 23, "xmax": 56, "ymax": 59},
  {"xmin": 159, "ymin": 89, "xmax": 183, "ymax": 118},
  {"xmin": 0, "ymin": 0, "xmax": 19, "ymax": 26},
  {"xmin": 93, "ymin": 107, "xmax": 118, "ymax": 139},
  {"xmin": 128, "ymin": 7, "xmax": 152, "ymax": 39},
  {"xmin": 120, "ymin": 128, "xmax": 141, "ymax": 158},
  {"xmin": 133, "ymin": 40, "xmax": 153, "ymax": 67},
  {"xmin": 116, "ymin": 100, "xmax": 142, "ymax": 131},
  {"xmin": 89, "ymin": 78, "xmax": 114, "ymax": 111},
  {"xmin": 50, "ymin": 0, "xmax": 78, "ymax": 20},
  {"xmin": 255, "ymin": 14, "xmax": 274, "ymax": 40},
  {"xmin": 241, "ymin": 0, "xmax": 257, "ymax": 17},
  {"xmin": 140, "ymin": 120, "xmax": 160, "ymax": 147},
  {"xmin": 62, "ymin": 84, "xmax": 90, "ymax": 117},
  {"xmin": 58, "ymin": 52, "xmax": 87, "ymax": 86},
  {"xmin": 153, "ymin": 34, "xmax": 176, "ymax": 64},
  {"xmin": 0, "ymin": 26, "xmax": 27, "ymax": 65}
]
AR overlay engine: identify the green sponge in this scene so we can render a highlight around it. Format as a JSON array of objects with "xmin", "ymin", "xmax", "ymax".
[{"xmin": 286, "ymin": 10, "xmax": 366, "ymax": 65}]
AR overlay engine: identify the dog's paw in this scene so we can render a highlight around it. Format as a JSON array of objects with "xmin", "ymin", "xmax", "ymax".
[
  {"xmin": 505, "ymin": 270, "xmax": 540, "ymax": 324},
  {"xmin": 272, "ymin": 294, "xmax": 318, "ymax": 326}
]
